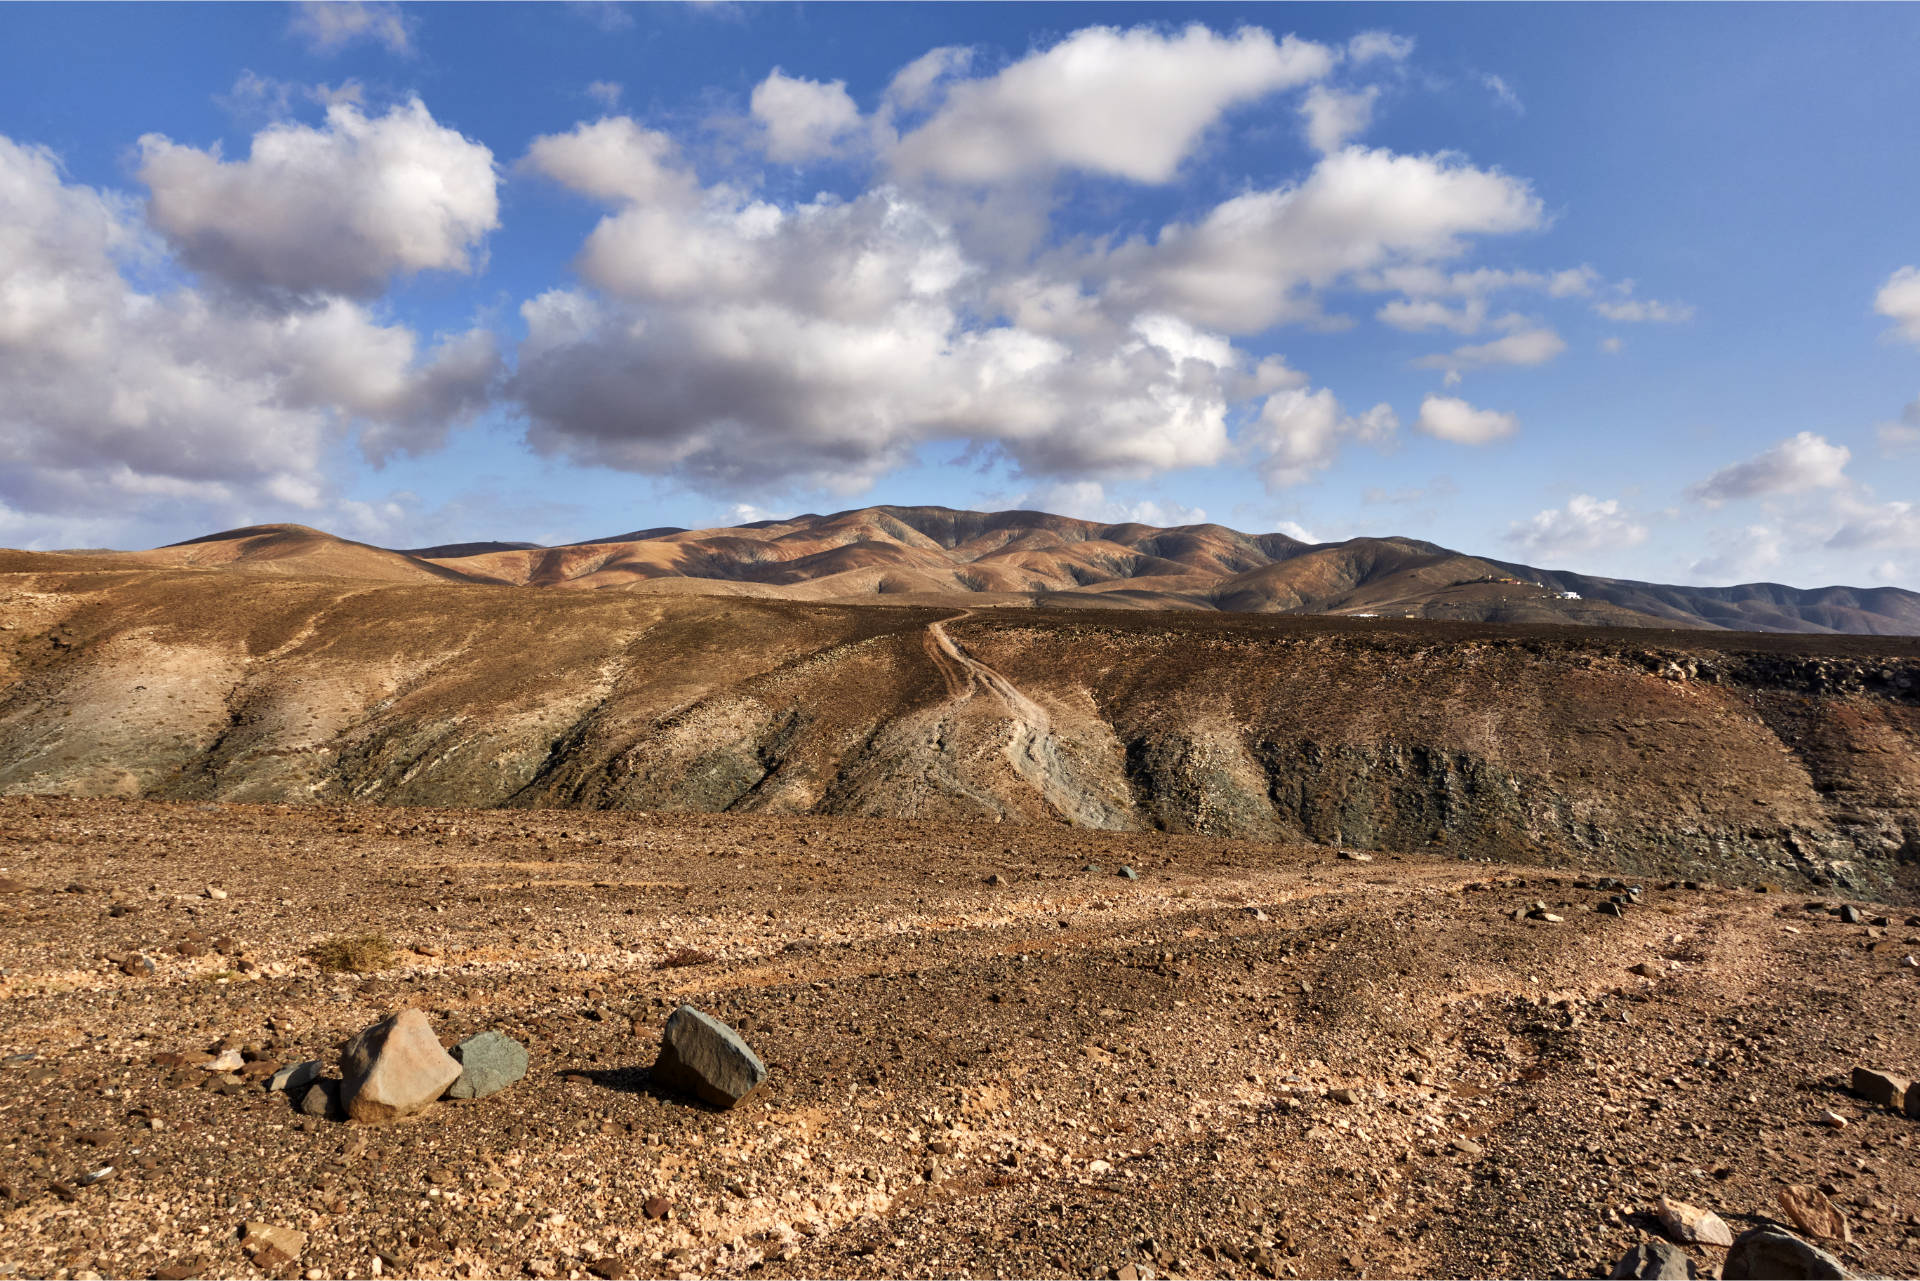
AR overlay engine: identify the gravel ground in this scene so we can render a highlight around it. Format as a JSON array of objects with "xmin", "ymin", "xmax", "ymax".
[{"xmin": 1, "ymin": 795, "xmax": 1917, "ymax": 1280}]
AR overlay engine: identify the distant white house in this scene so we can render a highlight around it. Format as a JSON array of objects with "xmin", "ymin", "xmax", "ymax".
[{"xmin": 1559, "ymin": 590, "xmax": 1582, "ymax": 600}]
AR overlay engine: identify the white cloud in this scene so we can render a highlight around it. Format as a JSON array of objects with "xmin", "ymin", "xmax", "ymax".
[
  {"xmin": 288, "ymin": 1, "xmax": 415, "ymax": 55},
  {"xmin": 1599, "ymin": 336, "xmax": 1623, "ymax": 354},
  {"xmin": 1480, "ymin": 72, "xmax": 1523, "ymax": 114},
  {"xmin": 1824, "ymin": 495, "xmax": 1920, "ymax": 553},
  {"xmin": 522, "ymin": 116, "xmax": 694, "ymax": 207},
  {"xmin": 1414, "ymin": 394, "xmax": 1517, "ymax": 445},
  {"xmin": 1299, "ymin": 85, "xmax": 1378, "ymax": 155},
  {"xmin": 1687, "ymin": 431, "xmax": 1852, "ymax": 505},
  {"xmin": 510, "ymin": 146, "xmax": 1259, "ymax": 491},
  {"xmin": 750, "ymin": 70, "xmax": 863, "ymax": 163},
  {"xmin": 891, "ymin": 24, "xmax": 1334, "ymax": 184},
  {"xmin": 1346, "ymin": 31, "xmax": 1413, "ymax": 65},
  {"xmin": 1246, "ymin": 387, "xmax": 1397, "ymax": 489},
  {"xmin": 1377, "ymin": 296, "xmax": 1487, "ymax": 334},
  {"xmin": 1593, "ymin": 287, "xmax": 1695, "ymax": 323},
  {"xmin": 0, "ymin": 133, "xmax": 496, "ymax": 526},
  {"xmin": 1506, "ymin": 495, "xmax": 1648, "ymax": 558},
  {"xmin": 585, "ymin": 80, "xmax": 623, "ymax": 110},
  {"xmin": 1273, "ymin": 519, "xmax": 1319, "ymax": 543},
  {"xmin": 1875, "ymin": 265, "xmax": 1920, "ymax": 346},
  {"xmin": 1690, "ymin": 524, "xmax": 1785, "ymax": 583},
  {"xmin": 138, "ymin": 99, "xmax": 498, "ymax": 300},
  {"xmin": 1091, "ymin": 146, "xmax": 1544, "ymax": 332},
  {"xmin": 1878, "ymin": 395, "xmax": 1920, "ymax": 452},
  {"xmin": 1012, "ymin": 480, "xmax": 1207, "ymax": 528},
  {"xmin": 1414, "ymin": 326, "xmax": 1565, "ymax": 374},
  {"xmin": 883, "ymin": 46, "xmax": 974, "ymax": 112}
]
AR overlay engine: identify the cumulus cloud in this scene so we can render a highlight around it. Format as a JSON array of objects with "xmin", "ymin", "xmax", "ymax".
[
  {"xmin": 1414, "ymin": 326, "xmax": 1565, "ymax": 375},
  {"xmin": 884, "ymin": 46, "xmax": 975, "ymax": 112},
  {"xmin": 1299, "ymin": 85, "xmax": 1377, "ymax": 154},
  {"xmin": 1414, "ymin": 394, "xmax": 1517, "ymax": 445},
  {"xmin": 1246, "ymin": 387, "xmax": 1397, "ymax": 489},
  {"xmin": 1090, "ymin": 146, "xmax": 1544, "ymax": 332},
  {"xmin": 138, "ymin": 99, "xmax": 498, "ymax": 300},
  {"xmin": 585, "ymin": 80, "xmax": 623, "ymax": 110},
  {"xmin": 1687, "ymin": 431, "xmax": 1852, "ymax": 506},
  {"xmin": 288, "ymin": 1, "xmax": 415, "ymax": 55},
  {"xmin": 750, "ymin": 69, "xmax": 862, "ymax": 163},
  {"xmin": 891, "ymin": 24, "xmax": 1334, "ymax": 184},
  {"xmin": 520, "ymin": 116, "xmax": 693, "ymax": 206},
  {"xmin": 0, "ymin": 133, "xmax": 497, "ymax": 524},
  {"xmin": 1875, "ymin": 265, "xmax": 1920, "ymax": 345},
  {"xmin": 1825, "ymin": 497, "xmax": 1920, "ymax": 553},
  {"xmin": 1011, "ymin": 480, "xmax": 1207, "ymax": 528},
  {"xmin": 1506, "ymin": 495, "xmax": 1647, "ymax": 558}
]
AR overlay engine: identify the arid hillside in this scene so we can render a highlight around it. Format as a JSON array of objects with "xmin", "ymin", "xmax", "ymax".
[
  {"xmin": 59, "ymin": 505, "xmax": 1920, "ymax": 634},
  {"xmin": 1, "ymin": 557, "xmax": 1915, "ymax": 901}
]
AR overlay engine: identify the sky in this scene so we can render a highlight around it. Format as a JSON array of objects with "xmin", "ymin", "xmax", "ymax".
[{"xmin": 2, "ymin": 2, "xmax": 1918, "ymax": 589}]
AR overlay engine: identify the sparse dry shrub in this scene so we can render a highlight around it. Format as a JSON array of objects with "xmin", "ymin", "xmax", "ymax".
[{"xmin": 306, "ymin": 932, "xmax": 395, "ymax": 973}]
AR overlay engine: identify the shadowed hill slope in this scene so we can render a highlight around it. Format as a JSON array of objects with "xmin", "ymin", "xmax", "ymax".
[{"xmin": 1, "ymin": 558, "xmax": 1914, "ymax": 900}]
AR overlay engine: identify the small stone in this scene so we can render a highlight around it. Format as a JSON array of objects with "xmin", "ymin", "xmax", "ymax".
[
  {"xmin": 1329, "ymin": 1088, "xmax": 1360, "ymax": 1105},
  {"xmin": 1656, "ymin": 1195, "xmax": 1734, "ymax": 1248},
  {"xmin": 269, "ymin": 1060, "xmax": 323, "ymax": 1095},
  {"xmin": 153, "ymin": 1259, "xmax": 207, "ymax": 1280},
  {"xmin": 1722, "ymin": 1228, "xmax": 1851, "ymax": 1280},
  {"xmin": 1838, "ymin": 906, "xmax": 1861, "ymax": 924},
  {"xmin": 984, "ymin": 873, "xmax": 1007, "ymax": 887},
  {"xmin": 643, "ymin": 1195, "xmax": 672, "ymax": 1221},
  {"xmin": 1630, "ymin": 962, "xmax": 1661, "ymax": 978},
  {"xmin": 202, "ymin": 1048, "xmax": 245, "ymax": 1073},
  {"xmin": 1598, "ymin": 900, "xmax": 1626, "ymax": 917},
  {"xmin": 1609, "ymin": 1241, "xmax": 1691, "ymax": 1280},
  {"xmin": 1337, "ymin": 850, "xmax": 1373, "ymax": 862},
  {"xmin": 300, "ymin": 1080, "xmax": 341, "ymax": 1118},
  {"xmin": 1819, "ymin": 1110, "xmax": 1848, "ymax": 1129},
  {"xmin": 652, "ymin": 1006, "xmax": 767, "ymax": 1109},
  {"xmin": 0, "ymin": 877, "xmax": 28, "ymax": 894},
  {"xmin": 1778, "ymin": 1185, "xmax": 1850, "ymax": 1244},
  {"xmin": 1449, "ymin": 1137, "xmax": 1483, "ymax": 1157},
  {"xmin": 118, "ymin": 954, "xmax": 154, "ymax": 977},
  {"xmin": 1117, "ymin": 866, "xmax": 1138, "ymax": 880},
  {"xmin": 1849, "ymin": 1066, "xmax": 1909, "ymax": 1110},
  {"xmin": 587, "ymin": 1259, "xmax": 631, "ymax": 1280},
  {"xmin": 445, "ymin": 1030, "xmax": 529, "ymax": 1101},
  {"xmin": 241, "ymin": 1222, "xmax": 306, "ymax": 1269},
  {"xmin": 204, "ymin": 887, "xmax": 227, "ymax": 901},
  {"xmin": 339, "ymin": 1009, "xmax": 462, "ymax": 1122}
]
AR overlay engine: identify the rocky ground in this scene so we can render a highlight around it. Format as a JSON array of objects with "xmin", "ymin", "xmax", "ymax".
[{"xmin": 1, "ymin": 795, "xmax": 1918, "ymax": 1281}]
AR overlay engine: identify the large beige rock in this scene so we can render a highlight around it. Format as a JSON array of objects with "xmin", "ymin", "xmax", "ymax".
[
  {"xmin": 338, "ymin": 1009, "xmax": 461, "ymax": 1123},
  {"xmin": 1656, "ymin": 1196, "xmax": 1734, "ymax": 1248},
  {"xmin": 1779, "ymin": 1184, "xmax": 1850, "ymax": 1244}
]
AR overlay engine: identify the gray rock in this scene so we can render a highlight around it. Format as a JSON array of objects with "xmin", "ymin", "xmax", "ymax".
[
  {"xmin": 652, "ymin": 1005, "xmax": 767, "ymax": 1109},
  {"xmin": 1722, "ymin": 1228, "xmax": 1851, "ymax": 1280},
  {"xmin": 1850, "ymin": 1066, "xmax": 1909, "ymax": 1110},
  {"xmin": 445, "ymin": 1030, "xmax": 529, "ymax": 1100},
  {"xmin": 268, "ymin": 1059, "xmax": 322, "ymax": 1095},
  {"xmin": 1117, "ymin": 866, "xmax": 1138, "ymax": 881},
  {"xmin": 1610, "ymin": 1241, "xmax": 1691, "ymax": 1279},
  {"xmin": 338, "ymin": 1008, "xmax": 462, "ymax": 1123},
  {"xmin": 1598, "ymin": 900, "xmax": 1627, "ymax": 917},
  {"xmin": 299, "ymin": 1079, "xmax": 341, "ymax": 1118}
]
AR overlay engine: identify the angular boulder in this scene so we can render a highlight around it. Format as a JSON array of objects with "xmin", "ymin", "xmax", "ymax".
[
  {"xmin": 1778, "ymin": 1184, "xmax": 1850, "ymax": 1243},
  {"xmin": 1849, "ymin": 1066, "xmax": 1908, "ymax": 1110},
  {"xmin": 1656, "ymin": 1196, "xmax": 1733, "ymax": 1248},
  {"xmin": 268, "ymin": 1059, "xmax": 322, "ymax": 1096},
  {"xmin": 1722, "ymin": 1228, "xmax": 1851, "ymax": 1280},
  {"xmin": 446, "ymin": 1030, "xmax": 529, "ymax": 1100},
  {"xmin": 338, "ymin": 1009, "xmax": 461, "ymax": 1122},
  {"xmin": 651, "ymin": 1005, "xmax": 767, "ymax": 1109},
  {"xmin": 1609, "ymin": 1241, "xmax": 1691, "ymax": 1280}
]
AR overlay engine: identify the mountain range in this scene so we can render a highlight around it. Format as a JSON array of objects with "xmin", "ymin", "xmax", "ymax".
[{"xmin": 62, "ymin": 504, "xmax": 1920, "ymax": 635}]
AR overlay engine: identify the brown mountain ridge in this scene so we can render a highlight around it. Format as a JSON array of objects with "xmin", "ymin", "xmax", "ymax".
[{"xmin": 85, "ymin": 504, "xmax": 1920, "ymax": 635}]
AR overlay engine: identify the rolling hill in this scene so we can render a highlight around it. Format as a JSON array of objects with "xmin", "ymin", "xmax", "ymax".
[{"xmin": 65, "ymin": 504, "xmax": 1919, "ymax": 635}]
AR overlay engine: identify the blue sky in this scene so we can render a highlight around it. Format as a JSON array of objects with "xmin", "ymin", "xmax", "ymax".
[{"xmin": 1, "ymin": 3, "xmax": 1917, "ymax": 588}]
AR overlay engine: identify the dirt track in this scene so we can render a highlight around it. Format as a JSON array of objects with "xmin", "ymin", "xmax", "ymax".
[{"xmin": 2, "ymin": 797, "xmax": 1918, "ymax": 1280}]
